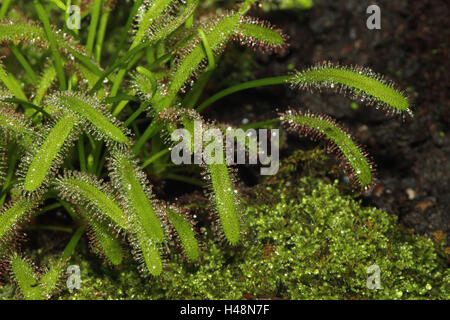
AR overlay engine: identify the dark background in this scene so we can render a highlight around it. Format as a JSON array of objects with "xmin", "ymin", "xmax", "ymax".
[{"xmin": 204, "ymin": 0, "xmax": 449, "ymax": 242}]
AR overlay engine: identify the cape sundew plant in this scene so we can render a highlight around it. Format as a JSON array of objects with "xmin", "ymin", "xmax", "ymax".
[{"xmin": 0, "ymin": 0, "xmax": 412, "ymax": 299}]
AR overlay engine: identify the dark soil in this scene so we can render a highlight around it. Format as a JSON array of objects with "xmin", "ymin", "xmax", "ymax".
[{"xmin": 203, "ymin": 0, "xmax": 450, "ymax": 242}]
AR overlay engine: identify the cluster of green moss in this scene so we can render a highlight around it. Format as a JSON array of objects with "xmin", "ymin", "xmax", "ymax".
[
  {"xmin": 1, "ymin": 150, "xmax": 448, "ymax": 300},
  {"xmin": 52, "ymin": 150, "xmax": 448, "ymax": 300}
]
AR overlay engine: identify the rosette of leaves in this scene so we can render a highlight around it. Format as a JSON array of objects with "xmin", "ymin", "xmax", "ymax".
[{"xmin": 0, "ymin": 0, "xmax": 411, "ymax": 299}]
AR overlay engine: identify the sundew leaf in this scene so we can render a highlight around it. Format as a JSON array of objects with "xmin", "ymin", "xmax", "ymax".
[
  {"xmin": 55, "ymin": 171, "xmax": 129, "ymax": 230},
  {"xmin": 9, "ymin": 227, "xmax": 82, "ymax": 300},
  {"xmin": 131, "ymin": 71, "xmax": 157, "ymax": 100},
  {"xmin": 108, "ymin": 149, "xmax": 165, "ymax": 244},
  {"xmin": 9, "ymin": 254, "xmax": 43, "ymax": 300},
  {"xmin": 0, "ymin": 199, "xmax": 38, "ymax": 248},
  {"xmin": 160, "ymin": 108, "xmax": 241, "ymax": 244},
  {"xmin": 0, "ymin": 106, "xmax": 39, "ymax": 149},
  {"xmin": 132, "ymin": 0, "xmax": 179, "ymax": 48},
  {"xmin": 280, "ymin": 110, "xmax": 375, "ymax": 190},
  {"xmin": 156, "ymin": 12, "xmax": 242, "ymax": 111},
  {"xmin": 207, "ymin": 162, "xmax": 241, "ymax": 244},
  {"xmin": 0, "ymin": 19, "xmax": 104, "ymax": 78},
  {"xmin": 0, "ymin": 19, "xmax": 47, "ymax": 45},
  {"xmin": 290, "ymin": 62, "xmax": 412, "ymax": 116},
  {"xmin": 47, "ymin": 92, "xmax": 130, "ymax": 145},
  {"xmin": 37, "ymin": 260, "xmax": 65, "ymax": 299},
  {"xmin": 22, "ymin": 111, "xmax": 80, "ymax": 193},
  {"xmin": 144, "ymin": 0, "xmax": 200, "ymax": 45},
  {"xmin": 237, "ymin": 17, "xmax": 287, "ymax": 52},
  {"xmin": 131, "ymin": 222, "xmax": 163, "ymax": 277},
  {"xmin": 165, "ymin": 206, "xmax": 200, "ymax": 261},
  {"xmin": 81, "ymin": 209, "xmax": 124, "ymax": 266},
  {"xmin": 0, "ymin": 19, "xmax": 94, "ymax": 61}
]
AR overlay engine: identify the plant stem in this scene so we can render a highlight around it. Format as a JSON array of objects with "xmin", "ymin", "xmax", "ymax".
[
  {"xmin": 132, "ymin": 121, "xmax": 160, "ymax": 154},
  {"xmin": 39, "ymin": 202, "xmax": 63, "ymax": 214},
  {"xmin": 0, "ymin": 68, "xmax": 28, "ymax": 101},
  {"xmin": 62, "ymin": 226, "xmax": 85, "ymax": 260},
  {"xmin": 197, "ymin": 75, "xmax": 293, "ymax": 112},
  {"xmin": 25, "ymin": 225, "xmax": 73, "ymax": 233},
  {"xmin": 85, "ymin": 0, "xmax": 102, "ymax": 57},
  {"xmin": 95, "ymin": 4, "xmax": 110, "ymax": 63},
  {"xmin": 0, "ymin": 0, "xmax": 13, "ymax": 19},
  {"xmin": 164, "ymin": 173, "xmax": 205, "ymax": 187},
  {"xmin": 142, "ymin": 149, "xmax": 170, "ymax": 169},
  {"xmin": 241, "ymin": 118, "xmax": 281, "ymax": 130},
  {"xmin": 34, "ymin": 0, "xmax": 67, "ymax": 90},
  {"xmin": 124, "ymin": 102, "xmax": 148, "ymax": 127},
  {"xmin": 10, "ymin": 44, "xmax": 38, "ymax": 83}
]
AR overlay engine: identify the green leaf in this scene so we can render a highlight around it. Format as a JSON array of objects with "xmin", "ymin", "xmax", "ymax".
[
  {"xmin": 166, "ymin": 206, "xmax": 200, "ymax": 261},
  {"xmin": 238, "ymin": 18, "xmax": 286, "ymax": 51},
  {"xmin": 0, "ymin": 106, "xmax": 39, "ymax": 149},
  {"xmin": 156, "ymin": 12, "xmax": 242, "ymax": 111},
  {"xmin": 47, "ymin": 92, "xmax": 130, "ymax": 145},
  {"xmin": 22, "ymin": 111, "xmax": 80, "ymax": 192},
  {"xmin": 108, "ymin": 149, "xmax": 165, "ymax": 244},
  {"xmin": 80, "ymin": 208, "xmax": 124, "ymax": 266},
  {"xmin": 0, "ymin": 199, "xmax": 38, "ymax": 247},
  {"xmin": 291, "ymin": 62, "xmax": 412, "ymax": 116},
  {"xmin": 281, "ymin": 110, "xmax": 375, "ymax": 190},
  {"xmin": 55, "ymin": 171, "xmax": 129, "ymax": 229}
]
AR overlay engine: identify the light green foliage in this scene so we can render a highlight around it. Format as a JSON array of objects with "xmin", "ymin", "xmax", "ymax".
[
  {"xmin": 160, "ymin": 108, "xmax": 241, "ymax": 245},
  {"xmin": 81, "ymin": 209, "xmax": 124, "ymax": 266},
  {"xmin": 0, "ymin": 20, "xmax": 47, "ymax": 45},
  {"xmin": 0, "ymin": 107, "xmax": 37, "ymax": 148},
  {"xmin": 0, "ymin": 63, "xmax": 27, "ymax": 100},
  {"xmin": 10, "ymin": 254, "xmax": 65, "ymax": 300},
  {"xmin": 108, "ymin": 149, "xmax": 166, "ymax": 275},
  {"xmin": 56, "ymin": 172, "xmax": 129, "ymax": 230},
  {"xmin": 33, "ymin": 65, "xmax": 57, "ymax": 106},
  {"xmin": 0, "ymin": 0, "xmax": 421, "ymax": 300},
  {"xmin": 281, "ymin": 111, "xmax": 373, "ymax": 189},
  {"xmin": 0, "ymin": 199, "xmax": 36, "ymax": 243},
  {"xmin": 109, "ymin": 150, "xmax": 165, "ymax": 244},
  {"xmin": 52, "ymin": 152, "xmax": 449, "ymax": 299},
  {"xmin": 131, "ymin": 70, "xmax": 157, "ymax": 100},
  {"xmin": 208, "ymin": 163, "xmax": 241, "ymax": 244},
  {"xmin": 166, "ymin": 207, "xmax": 200, "ymax": 261},
  {"xmin": 158, "ymin": 13, "xmax": 242, "ymax": 110},
  {"xmin": 262, "ymin": 0, "xmax": 314, "ymax": 11},
  {"xmin": 144, "ymin": 0, "xmax": 200, "ymax": 45},
  {"xmin": 0, "ymin": 19, "xmax": 91, "ymax": 65},
  {"xmin": 133, "ymin": 222, "xmax": 164, "ymax": 277},
  {"xmin": 239, "ymin": 21, "xmax": 285, "ymax": 48},
  {"xmin": 23, "ymin": 112, "xmax": 80, "ymax": 192},
  {"xmin": 47, "ymin": 92, "xmax": 129, "ymax": 145},
  {"xmin": 9, "ymin": 255, "xmax": 42, "ymax": 300},
  {"xmin": 132, "ymin": 0, "xmax": 176, "ymax": 48}
]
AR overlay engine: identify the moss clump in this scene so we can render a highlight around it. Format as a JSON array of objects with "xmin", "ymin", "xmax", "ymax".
[
  {"xmin": 2, "ymin": 150, "xmax": 448, "ymax": 300},
  {"xmin": 51, "ymin": 150, "xmax": 448, "ymax": 300}
]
